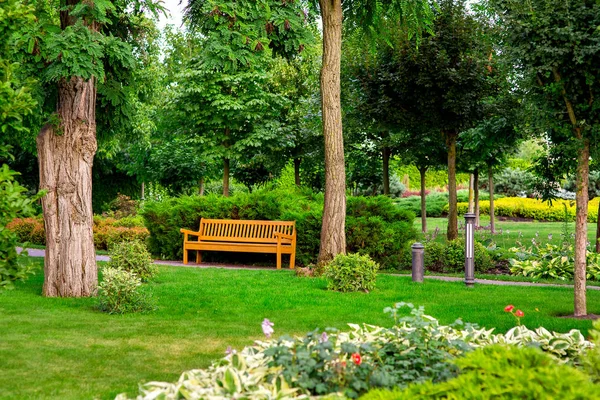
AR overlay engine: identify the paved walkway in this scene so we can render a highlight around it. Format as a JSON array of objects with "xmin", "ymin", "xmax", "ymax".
[{"xmin": 19, "ymin": 248, "xmax": 600, "ymax": 289}]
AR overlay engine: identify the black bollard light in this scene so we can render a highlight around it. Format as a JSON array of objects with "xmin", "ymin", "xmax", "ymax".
[
  {"xmin": 411, "ymin": 242, "xmax": 424, "ymax": 283},
  {"xmin": 464, "ymin": 213, "xmax": 476, "ymax": 286}
]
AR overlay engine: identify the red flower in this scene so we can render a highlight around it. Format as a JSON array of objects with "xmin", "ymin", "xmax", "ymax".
[
  {"xmin": 351, "ymin": 353, "xmax": 362, "ymax": 366},
  {"xmin": 504, "ymin": 305, "xmax": 515, "ymax": 312},
  {"xmin": 515, "ymin": 310, "xmax": 524, "ymax": 317}
]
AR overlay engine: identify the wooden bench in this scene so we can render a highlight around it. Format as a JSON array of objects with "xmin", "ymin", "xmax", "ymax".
[{"xmin": 180, "ymin": 218, "xmax": 297, "ymax": 269}]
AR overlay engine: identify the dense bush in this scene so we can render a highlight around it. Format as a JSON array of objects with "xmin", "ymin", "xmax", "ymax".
[
  {"xmin": 323, "ymin": 253, "xmax": 379, "ymax": 292},
  {"xmin": 142, "ymin": 189, "xmax": 416, "ymax": 268},
  {"xmin": 494, "ymin": 167, "xmax": 536, "ymax": 197},
  {"xmin": 97, "ymin": 267, "xmax": 155, "ymax": 314},
  {"xmin": 402, "ymin": 239, "xmax": 494, "ymax": 273},
  {"xmin": 362, "ymin": 345, "xmax": 600, "ymax": 400},
  {"xmin": 119, "ymin": 304, "xmax": 592, "ymax": 399},
  {"xmin": 8, "ymin": 216, "xmax": 149, "ymax": 250},
  {"xmin": 395, "ymin": 165, "xmax": 470, "ymax": 190},
  {"xmin": 396, "ymin": 190, "xmax": 494, "ymax": 218},
  {"xmin": 105, "ymin": 193, "xmax": 138, "ymax": 219},
  {"xmin": 454, "ymin": 197, "xmax": 600, "ymax": 222},
  {"xmin": 106, "ymin": 240, "xmax": 157, "ymax": 282}
]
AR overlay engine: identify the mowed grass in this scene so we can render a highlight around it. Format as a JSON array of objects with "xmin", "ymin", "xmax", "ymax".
[{"xmin": 2, "ymin": 259, "xmax": 600, "ymax": 399}]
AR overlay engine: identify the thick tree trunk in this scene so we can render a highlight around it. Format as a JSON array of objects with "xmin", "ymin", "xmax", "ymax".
[
  {"xmin": 317, "ymin": 0, "xmax": 346, "ymax": 264},
  {"xmin": 199, "ymin": 177, "xmax": 205, "ymax": 196},
  {"xmin": 596, "ymin": 200, "xmax": 600, "ymax": 253},
  {"xmin": 37, "ymin": 76, "xmax": 98, "ymax": 297},
  {"xmin": 223, "ymin": 158, "xmax": 230, "ymax": 197},
  {"xmin": 445, "ymin": 131, "xmax": 458, "ymax": 240},
  {"xmin": 574, "ymin": 137, "xmax": 589, "ymax": 317},
  {"xmin": 294, "ymin": 158, "xmax": 301, "ymax": 187},
  {"xmin": 474, "ymin": 170, "xmax": 480, "ymax": 227},
  {"xmin": 382, "ymin": 146, "xmax": 390, "ymax": 196},
  {"xmin": 419, "ymin": 166, "xmax": 427, "ymax": 233},
  {"xmin": 488, "ymin": 166, "xmax": 495, "ymax": 234}
]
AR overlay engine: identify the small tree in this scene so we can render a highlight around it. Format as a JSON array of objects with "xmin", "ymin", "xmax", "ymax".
[{"xmin": 491, "ymin": 0, "xmax": 600, "ymax": 316}]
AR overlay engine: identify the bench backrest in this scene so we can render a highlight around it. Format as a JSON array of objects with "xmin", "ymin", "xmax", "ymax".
[{"xmin": 198, "ymin": 219, "xmax": 296, "ymax": 244}]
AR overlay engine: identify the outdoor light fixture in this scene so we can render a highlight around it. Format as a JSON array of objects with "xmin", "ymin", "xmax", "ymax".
[
  {"xmin": 411, "ymin": 242, "xmax": 424, "ymax": 283},
  {"xmin": 464, "ymin": 213, "xmax": 476, "ymax": 287}
]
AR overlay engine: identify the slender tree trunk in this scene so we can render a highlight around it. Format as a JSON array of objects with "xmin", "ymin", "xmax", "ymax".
[
  {"xmin": 38, "ymin": 76, "xmax": 98, "ymax": 297},
  {"xmin": 141, "ymin": 181, "xmax": 145, "ymax": 200},
  {"xmin": 474, "ymin": 169, "xmax": 480, "ymax": 227},
  {"xmin": 596, "ymin": 200, "xmax": 600, "ymax": 253},
  {"xmin": 445, "ymin": 131, "xmax": 458, "ymax": 240},
  {"xmin": 294, "ymin": 158, "xmax": 301, "ymax": 187},
  {"xmin": 317, "ymin": 0, "xmax": 346, "ymax": 264},
  {"xmin": 488, "ymin": 165, "xmax": 495, "ymax": 234},
  {"xmin": 223, "ymin": 158, "xmax": 230, "ymax": 197},
  {"xmin": 574, "ymin": 137, "xmax": 589, "ymax": 316},
  {"xmin": 468, "ymin": 174, "xmax": 474, "ymax": 213},
  {"xmin": 382, "ymin": 146, "xmax": 390, "ymax": 195},
  {"xmin": 199, "ymin": 177, "xmax": 205, "ymax": 196},
  {"xmin": 420, "ymin": 166, "xmax": 427, "ymax": 233}
]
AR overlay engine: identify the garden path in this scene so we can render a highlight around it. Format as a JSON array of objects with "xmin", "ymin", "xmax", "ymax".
[{"xmin": 18, "ymin": 247, "xmax": 600, "ymax": 289}]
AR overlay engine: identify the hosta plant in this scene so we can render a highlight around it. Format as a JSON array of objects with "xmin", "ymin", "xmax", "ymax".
[{"xmin": 118, "ymin": 304, "xmax": 592, "ymax": 399}]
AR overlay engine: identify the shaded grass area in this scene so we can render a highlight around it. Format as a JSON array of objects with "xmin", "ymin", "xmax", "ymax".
[{"xmin": 2, "ymin": 259, "xmax": 600, "ymax": 399}]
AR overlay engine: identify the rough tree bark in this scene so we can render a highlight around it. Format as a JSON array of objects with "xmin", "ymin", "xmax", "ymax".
[
  {"xmin": 199, "ymin": 177, "xmax": 205, "ymax": 196},
  {"xmin": 382, "ymin": 146, "xmax": 390, "ymax": 196},
  {"xmin": 445, "ymin": 131, "xmax": 458, "ymax": 240},
  {"xmin": 488, "ymin": 165, "xmax": 495, "ymax": 234},
  {"xmin": 474, "ymin": 169, "xmax": 480, "ymax": 227},
  {"xmin": 596, "ymin": 200, "xmax": 600, "ymax": 253},
  {"xmin": 294, "ymin": 158, "xmax": 301, "ymax": 187},
  {"xmin": 468, "ymin": 174, "xmax": 474, "ymax": 213},
  {"xmin": 419, "ymin": 166, "xmax": 427, "ymax": 233},
  {"xmin": 317, "ymin": 0, "xmax": 346, "ymax": 264},
  {"xmin": 37, "ymin": 3, "xmax": 99, "ymax": 297},
  {"xmin": 574, "ymin": 137, "xmax": 590, "ymax": 316},
  {"xmin": 38, "ymin": 76, "xmax": 98, "ymax": 297}
]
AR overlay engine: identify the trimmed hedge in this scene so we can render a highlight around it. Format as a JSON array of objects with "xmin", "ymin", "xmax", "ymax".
[
  {"xmin": 450, "ymin": 197, "xmax": 600, "ymax": 222},
  {"xmin": 141, "ymin": 189, "xmax": 416, "ymax": 268}
]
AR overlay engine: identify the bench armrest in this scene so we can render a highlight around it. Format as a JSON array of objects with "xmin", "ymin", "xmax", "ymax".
[
  {"xmin": 274, "ymin": 232, "xmax": 294, "ymax": 240},
  {"xmin": 180, "ymin": 228, "xmax": 200, "ymax": 237}
]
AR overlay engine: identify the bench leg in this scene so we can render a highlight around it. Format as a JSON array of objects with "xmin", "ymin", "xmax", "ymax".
[
  {"xmin": 196, "ymin": 251, "xmax": 202, "ymax": 264},
  {"xmin": 289, "ymin": 251, "xmax": 295, "ymax": 269},
  {"xmin": 277, "ymin": 251, "xmax": 282, "ymax": 270},
  {"xmin": 183, "ymin": 248, "xmax": 188, "ymax": 265}
]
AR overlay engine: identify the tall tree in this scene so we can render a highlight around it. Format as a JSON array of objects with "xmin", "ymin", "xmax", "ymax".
[
  {"xmin": 491, "ymin": 0, "xmax": 600, "ymax": 317},
  {"xmin": 14, "ymin": 0, "xmax": 164, "ymax": 297}
]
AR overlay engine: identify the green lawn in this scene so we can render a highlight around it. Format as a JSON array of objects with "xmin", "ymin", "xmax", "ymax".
[{"xmin": 2, "ymin": 259, "xmax": 600, "ymax": 399}]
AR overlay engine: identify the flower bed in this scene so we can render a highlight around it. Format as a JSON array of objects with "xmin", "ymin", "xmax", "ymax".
[{"xmin": 118, "ymin": 304, "xmax": 592, "ymax": 399}]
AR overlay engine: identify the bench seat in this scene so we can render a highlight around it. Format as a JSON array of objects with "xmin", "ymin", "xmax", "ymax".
[{"xmin": 180, "ymin": 218, "xmax": 297, "ymax": 269}]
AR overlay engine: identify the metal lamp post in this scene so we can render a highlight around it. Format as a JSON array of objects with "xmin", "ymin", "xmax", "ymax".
[
  {"xmin": 411, "ymin": 242, "xmax": 424, "ymax": 283},
  {"xmin": 464, "ymin": 213, "xmax": 476, "ymax": 286}
]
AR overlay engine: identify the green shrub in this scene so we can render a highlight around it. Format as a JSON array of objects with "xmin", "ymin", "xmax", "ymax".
[
  {"xmin": 107, "ymin": 240, "xmax": 157, "ymax": 282},
  {"xmin": 324, "ymin": 253, "xmax": 379, "ymax": 292},
  {"xmin": 422, "ymin": 239, "xmax": 494, "ymax": 273},
  {"xmin": 361, "ymin": 345, "xmax": 600, "ymax": 400},
  {"xmin": 142, "ymin": 189, "xmax": 416, "ymax": 267},
  {"xmin": 6, "ymin": 217, "xmax": 45, "ymax": 245},
  {"xmin": 0, "ymin": 161, "xmax": 43, "ymax": 290},
  {"xmin": 97, "ymin": 267, "xmax": 155, "ymax": 314},
  {"xmin": 494, "ymin": 167, "xmax": 536, "ymax": 197}
]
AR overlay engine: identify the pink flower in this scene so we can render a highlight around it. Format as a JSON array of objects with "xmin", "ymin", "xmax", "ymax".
[
  {"xmin": 504, "ymin": 305, "xmax": 514, "ymax": 312},
  {"xmin": 351, "ymin": 353, "xmax": 362, "ymax": 366},
  {"xmin": 261, "ymin": 318, "xmax": 274, "ymax": 339},
  {"xmin": 515, "ymin": 310, "xmax": 524, "ymax": 318}
]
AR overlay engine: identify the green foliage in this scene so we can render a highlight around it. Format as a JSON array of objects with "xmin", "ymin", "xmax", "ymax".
[
  {"xmin": 97, "ymin": 267, "xmax": 155, "ymax": 314},
  {"xmin": 324, "ymin": 253, "xmax": 379, "ymax": 293},
  {"xmin": 395, "ymin": 190, "xmax": 494, "ymax": 218},
  {"xmin": 395, "ymin": 165, "xmax": 470, "ymax": 191},
  {"xmin": 141, "ymin": 189, "xmax": 416, "ymax": 267},
  {"xmin": 494, "ymin": 168, "xmax": 536, "ymax": 197},
  {"xmin": 106, "ymin": 240, "xmax": 157, "ymax": 282},
  {"xmin": 421, "ymin": 239, "xmax": 494, "ymax": 273},
  {"xmin": 509, "ymin": 243, "xmax": 600, "ymax": 281},
  {"xmin": 362, "ymin": 345, "xmax": 600, "ymax": 400},
  {"xmin": 0, "ymin": 153, "xmax": 43, "ymax": 289}
]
